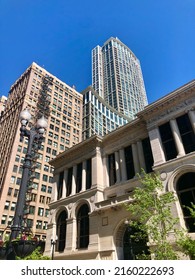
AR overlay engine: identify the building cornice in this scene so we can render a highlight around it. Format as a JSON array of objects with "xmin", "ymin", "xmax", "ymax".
[
  {"xmin": 137, "ymin": 80, "xmax": 195, "ymax": 122},
  {"xmin": 49, "ymin": 134, "xmax": 103, "ymax": 168}
]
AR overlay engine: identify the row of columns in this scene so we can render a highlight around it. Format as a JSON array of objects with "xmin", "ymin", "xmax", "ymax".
[
  {"xmin": 52, "ymin": 110, "xmax": 195, "ymax": 197},
  {"xmin": 53, "ymin": 147, "xmax": 103, "ymax": 200},
  {"xmin": 149, "ymin": 110, "xmax": 195, "ymax": 165},
  {"xmin": 104, "ymin": 140, "xmax": 147, "ymax": 186}
]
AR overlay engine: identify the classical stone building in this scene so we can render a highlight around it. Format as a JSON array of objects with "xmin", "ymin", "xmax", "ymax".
[{"xmin": 45, "ymin": 80, "xmax": 195, "ymax": 259}]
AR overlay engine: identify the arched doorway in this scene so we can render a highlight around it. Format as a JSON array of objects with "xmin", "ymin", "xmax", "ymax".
[
  {"xmin": 176, "ymin": 172, "xmax": 195, "ymax": 232},
  {"xmin": 123, "ymin": 225, "xmax": 150, "ymax": 260}
]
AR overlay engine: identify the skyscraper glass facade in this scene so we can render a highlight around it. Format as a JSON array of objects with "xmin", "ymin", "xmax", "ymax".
[
  {"xmin": 92, "ymin": 37, "xmax": 148, "ymax": 119},
  {"xmin": 82, "ymin": 86, "xmax": 130, "ymax": 140}
]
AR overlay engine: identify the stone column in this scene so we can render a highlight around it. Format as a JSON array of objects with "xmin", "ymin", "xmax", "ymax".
[
  {"xmin": 137, "ymin": 140, "xmax": 146, "ymax": 171},
  {"xmin": 119, "ymin": 148, "xmax": 127, "ymax": 181},
  {"xmin": 51, "ymin": 174, "xmax": 58, "ymax": 202},
  {"xmin": 132, "ymin": 143, "xmax": 140, "ymax": 175},
  {"xmin": 65, "ymin": 218, "xmax": 76, "ymax": 251},
  {"xmin": 62, "ymin": 169, "xmax": 68, "ymax": 198},
  {"xmin": 81, "ymin": 160, "xmax": 87, "ymax": 192},
  {"xmin": 92, "ymin": 147, "xmax": 103, "ymax": 187},
  {"xmin": 188, "ymin": 110, "xmax": 195, "ymax": 134},
  {"xmin": 170, "ymin": 119, "xmax": 185, "ymax": 157},
  {"xmin": 103, "ymin": 155, "xmax": 109, "ymax": 187},
  {"xmin": 71, "ymin": 165, "xmax": 77, "ymax": 195},
  {"xmin": 115, "ymin": 151, "xmax": 121, "ymax": 183},
  {"xmin": 148, "ymin": 127, "xmax": 166, "ymax": 165}
]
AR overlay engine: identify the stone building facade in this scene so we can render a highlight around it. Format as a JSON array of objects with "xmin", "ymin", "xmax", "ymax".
[{"xmin": 45, "ymin": 80, "xmax": 195, "ymax": 259}]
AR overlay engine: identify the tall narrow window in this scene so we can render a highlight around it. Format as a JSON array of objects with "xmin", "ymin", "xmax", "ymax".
[
  {"xmin": 56, "ymin": 210, "xmax": 67, "ymax": 252},
  {"xmin": 77, "ymin": 204, "xmax": 89, "ymax": 249},
  {"xmin": 76, "ymin": 163, "xmax": 82, "ymax": 193},
  {"xmin": 159, "ymin": 122, "xmax": 177, "ymax": 160},
  {"xmin": 108, "ymin": 153, "xmax": 116, "ymax": 186},
  {"xmin": 176, "ymin": 172, "xmax": 195, "ymax": 232},
  {"xmin": 57, "ymin": 171, "xmax": 64, "ymax": 200},
  {"xmin": 176, "ymin": 114, "xmax": 195, "ymax": 154},
  {"xmin": 66, "ymin": 167, "xmax": 73, "ymax": 196},
  {"xmin": 142, "ymin": 137, "xmax": 154, "ymax": 173},
  {"xmin": 124, "ymin": 145, "xmax": 135, "ymax": 179},
  {"xmin": 86, "ymin": 158, "xmax": 92, "ymax": 190}
]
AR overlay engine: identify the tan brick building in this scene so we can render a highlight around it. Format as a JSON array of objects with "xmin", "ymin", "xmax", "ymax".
[
  {"xmin": 0, "ymin": 62, "xmax": 83, "ymax": 239},
  {"xmin": 45, "ymin": 80, "xmax": 195, "ymax": 259}
]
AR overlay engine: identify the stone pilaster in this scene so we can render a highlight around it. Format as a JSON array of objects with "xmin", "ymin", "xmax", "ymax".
[{"xmin": 170, "ymin": 119, "xmax": 185, "ymax": 157}]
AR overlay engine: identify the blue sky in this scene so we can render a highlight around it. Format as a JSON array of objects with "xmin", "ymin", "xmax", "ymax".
[{"xmin": 0, "ymin": 0, "xmax": 194, "ymax": 103}]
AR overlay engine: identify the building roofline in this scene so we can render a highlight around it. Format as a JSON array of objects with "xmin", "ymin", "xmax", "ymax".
[
  {"xmin": 103, "ymin": 37, "xmax": 138, "ymax": 61},
  {"xmin": 49, "ymin": 134, "xmax": 103, "ymax": 166},
  {"xmin": 137, "ymin": 79, "xmax": 195, "ymax": 119}
]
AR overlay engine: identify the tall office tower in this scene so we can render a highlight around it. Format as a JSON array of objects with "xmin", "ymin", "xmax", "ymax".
[
  {"xmin": 92, "ymin": 37, "xmax": 148, "ymax": 119},
  {"xmin": 0, "ymin": 62, "xmax": 83, "ymax": 239}
]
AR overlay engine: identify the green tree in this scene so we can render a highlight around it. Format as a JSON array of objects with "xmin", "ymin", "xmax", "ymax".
[
  {"xmin": 16, "ymin": 246, "xmax": 50, "ymax": 260},
  {"xmin": 126, "ymin": 170, "xmax": 179, "ymax": 260},
  {"xmin": 177, "ymin": 202, "xmax": 195, "ymax": 259}
]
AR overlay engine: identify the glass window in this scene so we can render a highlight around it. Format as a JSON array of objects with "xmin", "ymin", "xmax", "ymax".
[
  {"xmin": 56, "ymin": 210, "xmax": 67, "ymax": 252},
  {"xmin": 176, "ymin": 172, "xmax": 195, "ymax": 233},
  {"xmin": 108, "ymin": 153, "xmax": 116, "ymax": 186},
  {"xmin": 77, "ymin": 204, "xmax": 89, "ymax": 249},
  {"xmin": 176, "ymin": 114, "xmax": 195, "ymax": 154},
  {"xmin": 4, "ymin": 201, "xmax": 10, "ymax": 210},
  {"xmin": 159, "ymin": 122, "xmax": 177, "ymax": 161},
  {"xmin": 41, "ymin": 184, "xmax": 47, "ymax": 192},
  {"xmin": 38, "ymin": 207, "xmax": 44, "ymax": 216}
]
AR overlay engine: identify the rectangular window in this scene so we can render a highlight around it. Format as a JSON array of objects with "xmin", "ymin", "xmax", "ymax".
[
  {"xmin": 66, "ymin": 167, "xmax": 73, "ymax": 196},
  {"xmin": 86, "ymin": 158, "xmax": 92, "ymax": 190},
  {"xmin": 159, "ymin": 122, "xmax": 177, "ymax": 161},
  {"xmin": 42, "ymin": 174, "xmax": 48, "ymax": 182},
  {"xmin": 29, "ymin": 205, "xmax": 35, "ymax": 214},
  {"xmin": 142, "ymin": 138, "xmax": 154, "ymax": 173},
  {"xmin": 12, "ymin": 165, "xmax": 18, "ymax": 173},
  {"xmin": 36, "ymin": 220, "xmax": 42, "ymax": 229},
  {"xmin": 11, "ymin": 202, "xmax": 16, "ymax": 211},
  {"xmin": 44, "ymin": 165, "xmax": 49, "ymax": 172},
  {"xmin": 10, "ymin": 176, "xmax": 16, "ymax": 184},
  {"xmin": 14, "ymin": 189, "xmax": 19, "ymax": 197},
  {"xmin": 1, "ymin": 215, "xmax": 7, "ymax": 224},
  {"xmin": 57, "ymin": 171, "xmax": 64, "ymax": 200},
  {"xmin": 4, "ymin": 201, "xmax": 10, "ymax": 210},
  {"xmin": 41, "ymin": 184, "xmax": 47, "ymax": 192},
  {"xmin": 38, "ymin": 207, "xmax": 44, "ymax": 216},
  {"xmin": 76, "ymin": 163, "xmax": 82, "ymax": 193},
  {"xmin": 124, "ymin": 145, "xmax": 135, "ymax": 180},
  {"xmin": 48, "ymin": 186, "xmax": 52, "ymax": 193},
  {"xmin": 7, "ymin": 187, "xmax": 13, "ymax": 196},
  {"xmin": 108, "ymin": 153, "xmax": 116, "ymax": 186},
  {"xmin": 176, "ymin": 114, "xmax": 195, "ymax": 154}
]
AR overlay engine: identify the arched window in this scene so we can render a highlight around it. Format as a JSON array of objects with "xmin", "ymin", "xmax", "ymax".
[
  {"xmin": 56, "ymin": 210, "xmax": 67, "ymax": 252},
  {"xmin": 176, "ymin": 172, "xmax": 195, "ymax": 232},
  {"xmin": 123, "ymin": 226, "xmax": 150, "ymax": 260},
  {"xmin": 77, "ymin": 204, "xmax": 89, "ymax": 249}
]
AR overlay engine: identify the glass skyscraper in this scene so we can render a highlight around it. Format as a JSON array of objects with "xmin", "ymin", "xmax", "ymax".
[{"xmin": 92, "ymin": 37, "xmax": 148, "ymax": 119}]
